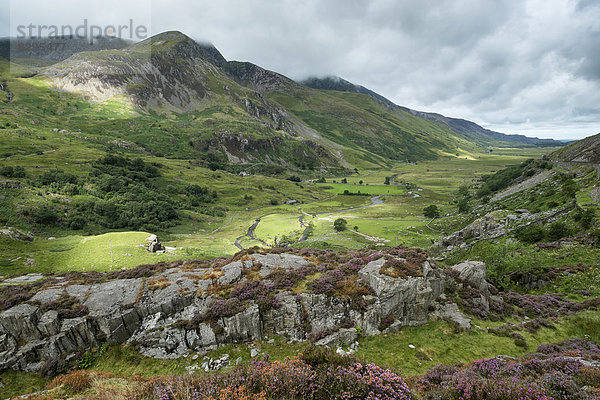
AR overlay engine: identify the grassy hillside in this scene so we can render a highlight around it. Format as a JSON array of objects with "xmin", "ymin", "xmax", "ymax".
[
  {"xmin": 266, "ymin": 85, "xmax": 479, "ymax": 165},
  {"xmin": 552, "ymin": 132, "xmax": 600, "ymax": 163},
  {"xmin": 27, "ymin": 31, "xmax": 551, "ymax": 170}
]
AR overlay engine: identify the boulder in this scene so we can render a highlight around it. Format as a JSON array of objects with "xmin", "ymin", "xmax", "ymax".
[
  {"xmin": 358, "ymin": 258, "xmax": 445, "ymax": 327},
  {"xmin": 38, "ymin": 311, "xmax": 61, "ymax": 337},
  {"xmin": 217, "ymin": 261, "xmax": 243, "ymax": 285},
  {"xmin": 146, "ymin": 234, "xmax": 164, "ymax": 253},
  {"xmin": 315, "ymin": 328, "xmax": 358, "ymax": 348},
  {"xmin": 451, "ymin": 261, "xmax": 489, "ymax": 293},
  {"xmin": 430, "ymin": 303, "xmax": 471, "ymax": 330}
]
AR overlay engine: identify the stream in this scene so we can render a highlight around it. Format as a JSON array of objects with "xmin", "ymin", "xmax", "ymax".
[{"xmin": 234, "ymin": 195, "xmax": 384, "ymax": 250}]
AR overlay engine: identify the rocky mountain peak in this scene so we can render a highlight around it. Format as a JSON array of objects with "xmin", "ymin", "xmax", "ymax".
[{"xmin": 223, "ymin": 61, "xmax": 296, "ymax": 92}]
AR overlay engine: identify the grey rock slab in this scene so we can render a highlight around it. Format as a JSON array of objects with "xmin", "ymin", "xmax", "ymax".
[
  {"xmin": 431, "ymin": 303, "xmax": 471, "ymax": 330},
  {"xmin": 217, "ymin": 261, "xmax": 243, "ymax": 285},
  {"xmin": 30, "ymin": 288, "xmax": 63, "ymax": 304},
  {"xmin": 248, "ymin": 253, "xmax": 309, "ymax": 277},
  {"xmin": 451, "ymin": 261, "xmax": 489, "ymax": 293},
  {"xmin": 84, "ymin": 279, "xmax": 142, "ymax": 315},
  {"xmin": 0, "ymin": 304, "xmax": 42, "ymax": 340},
  {"xmin": 315, "ymin": 328, "xmax": 358, "ymax": 348},
  {"xmin": 38, "ymin": 311, "xmax": 60, "ymax": 337},
  {"xmin": 2, "ymin": 273, "xmax": 44, "ymax": 285}
]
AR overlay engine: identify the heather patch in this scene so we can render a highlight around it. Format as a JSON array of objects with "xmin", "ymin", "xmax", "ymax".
[{"xmin": 417, "ymin": 339, "xmax": 600, "ymax": 400}]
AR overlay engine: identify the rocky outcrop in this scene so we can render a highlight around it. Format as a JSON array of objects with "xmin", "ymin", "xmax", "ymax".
[
  {"xmin": 436, "ymin": 206, "xmax": 575, "ymax": 252},
  {"xmin": 0, "ymin": 251, "xmax": 493, "ymax": 372}
]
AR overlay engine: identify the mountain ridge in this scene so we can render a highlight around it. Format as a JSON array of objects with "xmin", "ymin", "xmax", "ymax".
[
  {"xmin": 552, "ymin": 132, "xmax": 600, "ymax": 163},
  {"xmin": 301, "ymin": 75, "xmax": 562, "ymax": 147},
  {"xmin": 5, "ymin": 31, "xmax": 565, "ymax": 169}
]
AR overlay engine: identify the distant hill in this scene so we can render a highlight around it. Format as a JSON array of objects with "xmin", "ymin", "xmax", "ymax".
[{"xmin": 301, "ymin": 76, "xmax": 563, "ymax": 148}]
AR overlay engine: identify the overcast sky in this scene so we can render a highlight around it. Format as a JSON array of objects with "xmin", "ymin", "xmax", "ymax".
[{"xmin": 3, "ymin": 0, "xmax": 600, "ymax": 140}]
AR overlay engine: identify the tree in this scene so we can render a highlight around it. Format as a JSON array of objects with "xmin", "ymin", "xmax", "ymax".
[
  {"xmin": 384, "ymin": 177, "xmax": 391, "ymax": 185},
  {"xmin": 423, "ymin": 205, "xmax": 440, "ymax": 218},
  {"xmin": 341, "ymin": 178, "xmax": 347, "ymax": 184},
  {"xmin": 359, "ymin": 180, "xmax": 363, "ymax": 185},
  {"xmin": 457, "ymin": 198, "xmax": 470, "ymax": 213},
  {"xmin": 334, "ymin": 218, "xmax": 348, "ymax": 231},
  {"xmin": 457, "ymin": 185, "xmax": 470, "ymax": 198}
]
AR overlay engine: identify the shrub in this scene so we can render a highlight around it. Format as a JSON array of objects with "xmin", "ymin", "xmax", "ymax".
[
  {"xmin": 32, "ymin": 206, "xmax": 59, "ymax": 225},
  {"xmin": 0, "ymin": 165, "xmax": 26, "ymax": 178},
  {"xmin": 546, "ymin": 222, "xmax": 569, "ymax": 241},
  {"xmin": 579, "ymin": 209, "xmax": 596, "ymax": 230},
  {"xmin": 333, "ymin": 218, "xmax": 347, "ymax": 231},
  {"xmin": 423, "ymin": 205, "xmax": 440, "ymax": 218},
  {"xmin": 38, "ymin": 169, "xmax": 78, "ymax": 186},
  {"xmin": 326, "ymin": 362, "xmax": 412, "ymax": 400},
  {"xmin": 457, "ymin": 197, "xmax": 470, "ymax": 213},
  {"xmin": 379, "ymin": 253, "xmax": 425, "ymax": 279},
  {"xmin": 516, "ymin": 224, "xmax": 545, "ymax": 244},
  {"xmin": 379, "ymin": 315, "xmax": 395, "ymax": 331},
  {"xmin": 67, "ymin": 214, "xmax": 87, "ymax": 230},
  {"xmin": 576, "ymin": 366, "xmax": 600, "ymax": 387},
  {"xmin": 40, "ymin": 291, "xmax": 88, "ymax": 319},
  {"xmin": 203, "ymin": 298, "xmax": 245, "ymax": 321},
  {"xmin": 213, "ymin": 386, "xmax": 266, "ymax": 400}
]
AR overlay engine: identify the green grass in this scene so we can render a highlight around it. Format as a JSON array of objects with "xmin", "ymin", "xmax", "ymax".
[
  {"xmin": 0, "ymin": 231, "xmax": 181, "ymax": 275},
  {"xmin": 0, "ymin": 150, "xmax": 551, "ymax": 277},
  {"xmin": 0, "ymin": 370, "xmax": 47, "ymax": 399},
  {"xmin": 357, "ymin": 310, "xmax": 600, "ymax": 376},
  {"xmin": 0, "ymin": 56, "xmax": 556, "ymax": 273},
  {"xmin": 316, "ymin": 183, "xmax": 405, "ymax": 195},
  {"xmin": 537, "ymin": 265, "xmax": 600, "ymax": 297},
  {"xmin": 253, "ymin": 213, "xmax": 303, "ymax": 245},
  {"xmin": 93, "ymin": 344, "xmax": 186, "ymax": 377},
  {"xmin": 444, "ymin": 240, "xmax": 600, "ymax": 286}
]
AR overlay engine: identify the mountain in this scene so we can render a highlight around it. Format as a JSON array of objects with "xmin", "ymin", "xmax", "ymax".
[
  {"xmin": 552, "ymin": 132, "xmax": 600, "ymax": 163},
  {"xmin": 4, "ymin": 31, "xmax": 564, "ymax": 170},
  {"xmin": 301, "ymin": 76, "xmax": 562, "ymax": 147},
  {"xmin": 41, "ymin": 31, "xmax": 228, "ymax": 110},
  {"xmin": 301, "ymin": 75, "xmax": 396, "ymax": 105}
]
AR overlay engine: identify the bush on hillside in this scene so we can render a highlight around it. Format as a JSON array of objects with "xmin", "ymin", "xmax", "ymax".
[
  {"xmin": 333, "ymin": 218, "xmax": 348, "ymax": 231},
  {"xmin": 516, "ymin": 224, "xmax": 545, "ymax": 244},
  {"xmin": 0, "ymin": 165, "xmax": 26, "ymax": 178},
  {"xmin": 423, "ymin": 205, "xmax": 440, "ymax": 218}
]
